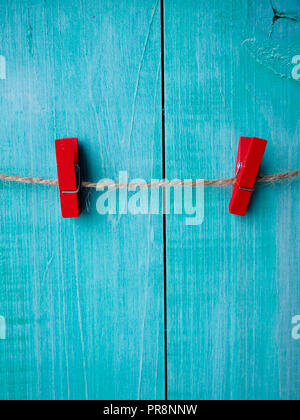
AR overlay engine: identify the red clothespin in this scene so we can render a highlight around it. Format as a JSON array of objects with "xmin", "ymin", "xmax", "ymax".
[
  {"xmin": 229, "ymin": 137, "xmax": 268, "ymax": 216},
  {"xmin": 55, "ymin": 138, "xmax": 81, "ymax": 218}
]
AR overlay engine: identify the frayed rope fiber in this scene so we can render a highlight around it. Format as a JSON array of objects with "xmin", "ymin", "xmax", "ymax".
[{"xmin": 0, "ymin": 170, "xmax": 299, "ymax": 189}]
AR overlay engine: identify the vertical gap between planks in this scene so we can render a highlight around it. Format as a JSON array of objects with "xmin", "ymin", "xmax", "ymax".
[{"xmin": 160, "ymin": 0, "xmax": 168, "ymax": 401}]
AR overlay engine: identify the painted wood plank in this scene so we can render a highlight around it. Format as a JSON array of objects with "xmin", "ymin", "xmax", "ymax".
[
  {"xmin": 164, "ymin": 0, "xmax": 300, "ymax": 400},
  {"xmin": 0, "ymin": 0, "xmax": 164, "ymax": 400}
]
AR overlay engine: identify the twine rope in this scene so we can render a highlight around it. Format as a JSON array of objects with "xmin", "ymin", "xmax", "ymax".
[{"xmin": 0, "ymin": 170, "xmax": 299, "ymax": 190}]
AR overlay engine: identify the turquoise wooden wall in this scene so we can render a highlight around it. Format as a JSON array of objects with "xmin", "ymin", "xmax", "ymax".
[
  {"xmin": 0, "ymin": 0, "xmax": 164, "ymax": 400},
  {"xmin": 165, "ymin": 0, "xmax": 300, "ymax": 400},
  {"xmin": 0, "ymin": 0, "xmax": 299, "ymax": 400}
]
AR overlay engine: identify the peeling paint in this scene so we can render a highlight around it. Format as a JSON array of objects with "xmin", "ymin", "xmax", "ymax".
[{"xmin": 242, "ymin": 38, "xmax": 300, "ymax": 82}]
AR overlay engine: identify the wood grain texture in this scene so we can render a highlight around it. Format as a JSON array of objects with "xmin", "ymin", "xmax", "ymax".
[
  {"xmin": 0, "ymin": 0, "xmax": 164, "ymax": 400},
  {"xmin": 164, "ymin": 0, "xmax": 300, "ymax": 400},
  {"xmin": 1, "ymin": 0, "xmax": 299, "ymax": 401}
]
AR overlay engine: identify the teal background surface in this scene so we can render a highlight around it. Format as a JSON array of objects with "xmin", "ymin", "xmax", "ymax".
[{"xmin": 0, "ymin": 0, "xmax": 299, "ymax": 400}]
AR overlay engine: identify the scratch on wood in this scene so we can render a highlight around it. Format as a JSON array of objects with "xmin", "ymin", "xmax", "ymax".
[
  {"xmin": 27, "ymin": 11, "xmax": 34, "ymax": 56},
  {"xmin": 59, "ymin": 223, "xmax": 71, "ymax": 399},
  {"xmin": 128, "ymin": 0, "xmax": 160, "ymax": 146},
  {"xmin": 0, "ymin": 316, "xmax": 6, "ymax": 340},
  {"xmin": 80, "ymin": 0, "xmax": 105, "ymax": 170},
  {"xmin": 42, "ymin": 256, "xmax": 54, "ymax": 282},
  {"xmin": 137, "ymin": 214, "xmax": 152, "ymax": 400},
  {"xmin": 0, "ymin": 55, "xmax": 6, "ymax": 79},
  {"xmin": 73, "ymin": 226, "xmax": 89, "ymax": 400}
]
